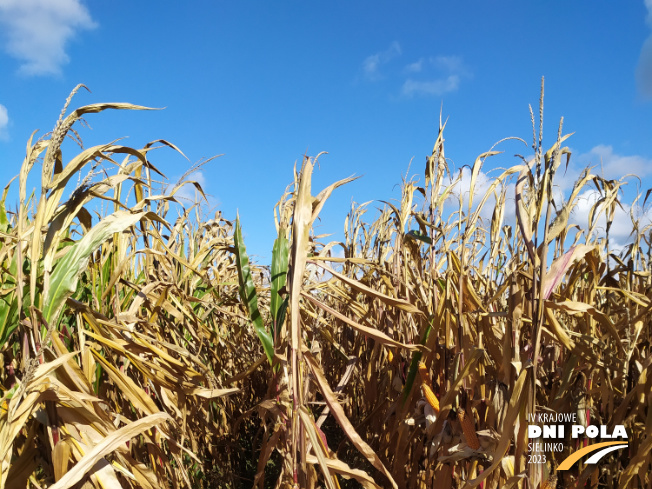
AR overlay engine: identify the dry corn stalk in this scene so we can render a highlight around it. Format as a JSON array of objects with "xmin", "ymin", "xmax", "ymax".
[{"xmin": 1, "ymin": 84, "xmax": 650, "ymax": 489}]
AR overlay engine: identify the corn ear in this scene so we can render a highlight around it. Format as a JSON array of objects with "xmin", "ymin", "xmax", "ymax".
[
  {"xmin": 421, "ymin": 383, "xmax": 439, "ymax": 414},
  {"xmin": 418, "ymin": 361, "xmax": 431, "ymax": 387},
  {"xmin": 457, "ymin": 408, "xmax": 480, "ymax": 450}
]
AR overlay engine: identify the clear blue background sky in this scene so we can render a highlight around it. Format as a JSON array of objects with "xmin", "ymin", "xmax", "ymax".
[{"xmin": 1, "ymin": 1, "xmax": 651, "ymax": 260}]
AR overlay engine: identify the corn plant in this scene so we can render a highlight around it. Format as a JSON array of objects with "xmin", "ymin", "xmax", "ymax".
[{"xmin": 1, "ymin": 82, "xmax": 650, "ymax": 489}]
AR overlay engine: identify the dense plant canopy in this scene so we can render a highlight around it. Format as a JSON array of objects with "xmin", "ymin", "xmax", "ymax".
[{"xmin": 0, "ymin": 85, "xmax": 650, "ymax": 489}]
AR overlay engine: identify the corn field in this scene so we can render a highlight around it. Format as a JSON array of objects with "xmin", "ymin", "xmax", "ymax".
[{"xmin": 0, "ymin": 84, "xmax": 650, "ymax": 489}]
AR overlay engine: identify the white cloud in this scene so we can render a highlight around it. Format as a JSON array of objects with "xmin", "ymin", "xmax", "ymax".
[
  {"xmin": 444, "ymin": 166, "xmax": 516, "ymax": 223},
  {"xmin": 170, "ymin": 170, "xmax": 220, "ymax": 209},
  {"xmin": 402, "ymin": 75, "xmax": 460, "ymax": 97},
  {"xmin": 568, "ymin": 189, "xmax": 652, "ymax": 244},
  {"xmin": 401, "ymin": 55, "xmax": 470, "ymax": 97},
  {"xmin": 549, "ymin": 146, "xmax": 652, "ymax": 247},
  {"xmin": 432, "ymin": 159, "xmax": 652, "ymax": 263},
  {"xmin": 438, "ymin": 145, "xmax": 652, "ymax": 255},
  {"xmin": 361, "ymin": 41, "xmax": 401, "ymax": 81},
  {"xmin": 0, "ymin": 104, "xmax": 8, "ymax": 139},
  {"xmin": 433, "ymin": 55, "xmax": 467, "ymax": 74},
  {"xmin": 404, "ymin": 59, "xmax": 424, "ymax": 73},
  {"xmin": 0, "ymin": 0, "xmax": 96, "ymax": 76},
  {"xmin": 331, "ymin": 247, "xmax": 345, "ymax": 259},
  {"xmin": 575, "ymin": 145, "xmax": 652, "ymax": 179},
  {"xmin": 542, "ymin": 146, "xmax": 652, "ymax": 248},
  {"xmin": 636, "ymin": 0, "xmax": 652, "ymax": 99},
  {"xmin": 554, "ymin": 145, "xmax": 652, "ymax": 195},
  {"xmin": 362, "ymin": 49, "xmax": 470, "ymax": 96},
  {"xmin": 447, "ymin": 167, "xmax": 492, "ymax": 205},
  {"xmin": 174, "ymin": 171, "xmax": 207, "ymax": 204}
]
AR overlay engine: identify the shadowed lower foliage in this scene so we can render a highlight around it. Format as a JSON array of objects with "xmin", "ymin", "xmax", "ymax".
[{"xmin": 0, "ymin": 84, "xmax": 650, "ymax": 489}]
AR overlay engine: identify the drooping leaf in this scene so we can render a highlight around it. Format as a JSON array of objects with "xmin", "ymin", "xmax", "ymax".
[
  {"xmin": 463, "ymin": 368, "xmax": 529, "ymax": 488},
  {"xmin": 48, "ymin": 412, "xmax": 171, "ymax": 489},
  {"xmin": 305, "ymin": 351, "xmax": 399, "ymax": 489},
  {"xmin": 43, "ymin": 210, "xmax": 155, "ymax": 325}
]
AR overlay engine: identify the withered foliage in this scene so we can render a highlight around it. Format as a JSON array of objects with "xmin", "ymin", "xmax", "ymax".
[{"xmin": 0, "ymin": 84, "xmax": 650, "ymax": 489}]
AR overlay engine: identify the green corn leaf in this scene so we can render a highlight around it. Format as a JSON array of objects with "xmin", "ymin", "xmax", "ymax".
[
  {"xmin": 0, "ymin": 292, "xmax": 19, "ymax": 346},
  {"xmin": 270, "ymin": 230, "xmax": 289, "ymax": 338},
  {"xmin": 0, "ymin": 253, "xmax": 20, "ymax": 345},
  {"xmin": 234, "ymin": 215, "xmax": 274, "ymax": 364},
  {"xmin": 275, "ymin": 297, "xmax": 289, "ymax": 342},
  {"xmin": 43, "ymin": 210, "xmax": 154, "ymax": 325},
  {"xmin": 401, "ymin": 321, "xmax": 433, "ymax": 405},
  {"xmin": 0, "ymin": 184, "xmax": 10, "ymax": 234},
  {"xmin": 405, "ymin": 230, "xmax": 433, "ymax": 245}
]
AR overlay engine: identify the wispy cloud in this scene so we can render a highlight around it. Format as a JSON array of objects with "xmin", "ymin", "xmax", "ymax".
[
  {"xmin": 0, "ymin": 0, "xmax": 96, "ymax": 76},
  {"xmin": 404, "ymin": 59, "xmax": 424, "ymax": 73},
  {"xmin": 174, "ymin": 170, "xmax": 207, "ymax": 204},
  {"xmin": 0, "ymin": 104, "xmax": 8, "ymax": 140},
  {"xmin": 171, "ymin": 170, "xmax": 220, "ymax": 209},
  {"xmin": 402, "ymin": 55, "xmax": 470, "ymax": 97},
  {"xmin": 360, "ymin": 47, "xmax": 470, "ymax": 96},
  {"xmin": 402, "ymin": 75, "xmax": 461, "ymax": 97},
  {"xmin": 432, "ymin": 55, "xmax": 468, "ymax": 74},
  {"xmin": 361, "ymin": 41, "xmax": 401, "ymax": 81},
  {"xmin": 636, "ymin": 0, "xmax": 652, "ymax": 99}
]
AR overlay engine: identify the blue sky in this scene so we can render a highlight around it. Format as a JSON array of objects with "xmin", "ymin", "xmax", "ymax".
[{"xmin": 1, "ymin": 1, "xmax": 651, "ymax": 261}]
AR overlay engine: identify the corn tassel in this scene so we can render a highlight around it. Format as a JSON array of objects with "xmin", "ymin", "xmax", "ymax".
[{"xmin": 457, "ymin": 408, "xmax": 480, "ymax": 450}]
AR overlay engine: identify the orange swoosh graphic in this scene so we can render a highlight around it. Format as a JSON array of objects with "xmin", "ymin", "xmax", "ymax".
[{"xmin": 557, "ymin": 441, "xmax": 627, "ymax": 471}]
